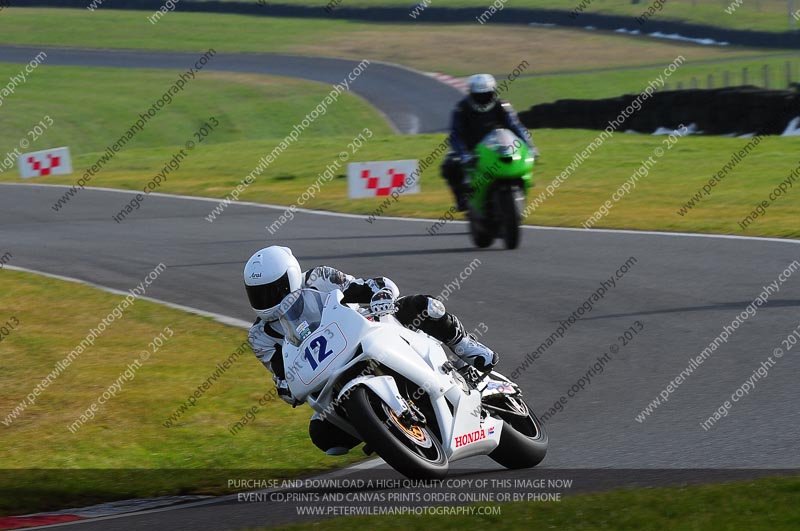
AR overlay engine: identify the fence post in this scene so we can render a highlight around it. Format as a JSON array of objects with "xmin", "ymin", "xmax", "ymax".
[
  {"xmin": 723, "ymin": 70, "xmax": 730, "ymax": 87},
  {"xmin": 707, "ymin": 73, "xmax": 714, "ymax": 89},
  {"xmin": 763, "ymin": 64, "xmax": 769, "ymax": 88},
  {"xmin": 742, "ymin": 67, "xmax": 748, "ymax": 85}
]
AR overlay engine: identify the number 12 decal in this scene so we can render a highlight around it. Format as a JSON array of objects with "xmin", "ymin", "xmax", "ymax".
[{"xmin": 303, "ymin": 335, "xmax": 334, "ymax": 371}]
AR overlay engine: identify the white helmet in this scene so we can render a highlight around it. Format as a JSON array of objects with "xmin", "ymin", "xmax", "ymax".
[
  {"xmin": 467, "ymin": 73, "xmax": 498, "ymax": 112},
  {"xmin": 243, "ymin": 246, "xmax": 302, "ymax": 322}
]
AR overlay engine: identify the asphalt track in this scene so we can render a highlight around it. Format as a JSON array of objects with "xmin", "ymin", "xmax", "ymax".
[
  {"xmin": 0, "ymin": 45, "xmax": 462, "ymax": 134},
  {"xmin": 1, "ymin": 37, "xmax": 799, "ymax": 531},
  {"xmin": 2, "ymin": 183, "xmax": 799, "ymax": 530}
]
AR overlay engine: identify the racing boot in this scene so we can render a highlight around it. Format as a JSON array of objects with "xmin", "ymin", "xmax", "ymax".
[
  {"xmin": 448, "ymin": 319, "xmax": 498, "ymax": 372},
  {"xmin": 455, "ymin": 182, "xmax": 471, "ymax": 212},
  {"xmin": 445, "ymin": 174, "xmax": 469, "ymax": 212},
  {"xmin": 309, "ymin": 413, "xmax": 361, "ymax": 456}
]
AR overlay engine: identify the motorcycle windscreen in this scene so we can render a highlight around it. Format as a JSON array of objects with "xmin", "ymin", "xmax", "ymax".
[
  {"xmin": 480, "ymin": 128, "xmax": 519, "ymax": 155},
  {"xmin": 278, "ymin": 289, "xmax": 327, "ymax": 347}
]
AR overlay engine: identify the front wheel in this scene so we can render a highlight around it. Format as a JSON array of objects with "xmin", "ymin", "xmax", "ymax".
[
  {"xmin": 488, "ymin": 396, "xmax": 548, "ymax": 469},
  {"xmin": 496, "ymin": 188, "xmax": 523, "ymax": 250},
  {"xmin": 469, "ymin": 212, "xmax": 494, "ymax": 248},
  {"xmin": 346, "ymin": 386, "xmax": 449, "ymax": 479}
]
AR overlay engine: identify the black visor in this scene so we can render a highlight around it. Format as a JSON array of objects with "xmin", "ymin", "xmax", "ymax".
[
  {"xmin": 246, "ymin": 272, "xmax": 291, "ymax": 311},
  {"xmin": 471, "ymin": 91, "xmax": 496, "ymax": 106}
]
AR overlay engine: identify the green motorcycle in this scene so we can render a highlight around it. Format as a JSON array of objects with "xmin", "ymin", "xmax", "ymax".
[{"xmin": 466, "ymin": 129, "xmax": 534, "ymax": 249}]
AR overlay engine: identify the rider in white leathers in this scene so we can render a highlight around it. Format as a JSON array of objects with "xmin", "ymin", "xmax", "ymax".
[{"xmin": 244, "ymin": 246, "xmax": 497, "ymax": 455}]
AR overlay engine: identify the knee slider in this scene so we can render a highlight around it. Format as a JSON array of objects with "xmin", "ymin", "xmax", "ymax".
[{"xmin": 426, "ymin": 298, "xmax": 446, "ymax": 320}]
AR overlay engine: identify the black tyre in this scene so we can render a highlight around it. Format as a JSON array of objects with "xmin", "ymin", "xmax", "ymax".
[
  {"xmin": 488, "ymin": 396, "xmax": 548, "ymax": 469},
  {"xmin": 497, "ymin": 189, "xmax": 522, "ymax": 250},
  {"xmin": 469, "ymin": 213, "xmax": 494, "ymax": 248},
  {"xmin": 346, "ymin": 386, "xmax": 449, "ymax": 479}
]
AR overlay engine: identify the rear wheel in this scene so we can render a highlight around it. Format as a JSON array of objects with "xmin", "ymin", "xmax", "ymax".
[
  {"xmin": 487, "ymin": 395, "xmax": 548, "ymax": 468},
  {"xmin": 346, "ymin": 386, "xmax": 449, "ymax": 479}
]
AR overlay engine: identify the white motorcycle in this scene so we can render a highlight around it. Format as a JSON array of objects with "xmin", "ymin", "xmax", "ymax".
[{"xmin": 278, "ymin": 289, "xmax": 548, "ymax": 479}]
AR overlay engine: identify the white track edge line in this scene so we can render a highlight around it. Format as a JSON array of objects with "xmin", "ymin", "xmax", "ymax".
[
  {"xmin": 17, "ymin": 455, "xmax": 385, "ymax": 530},
  {"xmin": 3, "ymin": 265, "xmax": 252, "ymax": 330},
  {"xmin": 2, "ymin": 182, "xmax": 797, "ymax": 246}
]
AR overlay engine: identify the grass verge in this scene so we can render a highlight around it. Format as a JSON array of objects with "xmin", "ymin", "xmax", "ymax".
[
  {"xmin": 204, "ymin": 0, "xmax": 800, "ymax": 33},
  {"xmin": 0, "ymin": 8, "xmax": 773, "ymax": 76},
  {"xmin": 2, "ymin": 129, "xmax": 797, "ymax": 239},
  {"xmin": 264, "ymin": 475, "xmax": 800, "ymax": 530},
  {"xmin": 505, "ymin": 53, "xmax": 800, "ymax": 109},
  {"xmin": 0, "ymin": 269, "xmax": 364, "ymax": 516},
  {"xmin": 0, "ymin": 63, "xmax": 392, "ymax": 157}
]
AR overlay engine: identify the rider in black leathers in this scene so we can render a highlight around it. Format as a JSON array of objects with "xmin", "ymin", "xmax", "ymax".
[{"xmin": 442, "ymin": 73, "xmax": 535, "ymax": 211}]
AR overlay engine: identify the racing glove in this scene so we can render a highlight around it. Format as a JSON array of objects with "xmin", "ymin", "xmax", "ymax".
[{"xmin": 274, "ymin": 375, "xmax": 299, "ymax": 407}]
